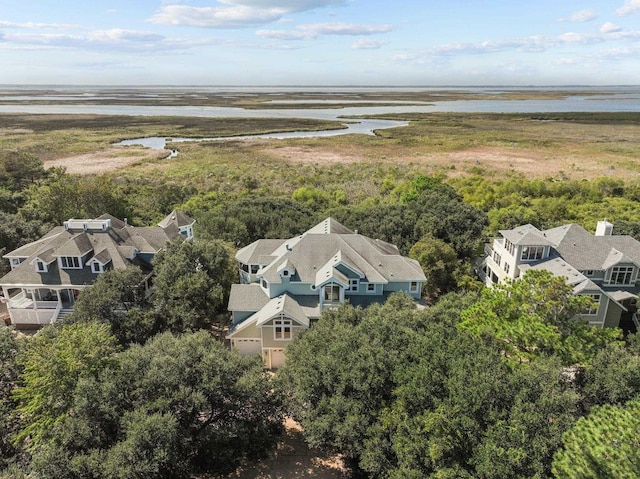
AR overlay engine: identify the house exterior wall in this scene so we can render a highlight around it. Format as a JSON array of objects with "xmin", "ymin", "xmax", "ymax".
[
  {"xmin": 232, "ymin": 310, "xmax": 255, "ymax": 325},
  {"xmin": 604, "ymin": 300, "xmax": 624, "ymax": 328},
  {"xmin": 383, "ymin": 281, "xmax": 422, "ymax": 298},
  {"xmin": 580, "ymin": 292, "xmax": 609, "ymax": 327},
  {"xmin": 261, "ymin": 323, "xmax": 306, "ymax": 349},
  {"xmin": 231, "ymin": 322, "xmax": 261, "ymax": 339}
]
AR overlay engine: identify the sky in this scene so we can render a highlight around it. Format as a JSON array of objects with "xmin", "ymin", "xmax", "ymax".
[{"xmin": 1, "ymin": 0, "xmax": 639, "ymax": 86}]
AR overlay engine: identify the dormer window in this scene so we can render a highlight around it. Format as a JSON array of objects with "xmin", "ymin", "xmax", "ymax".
[
  {"xmin": 91, "ymin": 262, "xmax": 103, "ymax": 273},
  {"xmin": 609, "ymin": 266, "xmax": 634, "ymax": 285},
  {"xmin": 35, "ymin": 260, "xmax": 47, "ymax": 273},
  {"xmin": 283, "ymin": 270, "xmax": 289, "ymax": 277},
  {"xmin": 60, "ymin": 256, "xmax": 81, "ymax": 269},
  {"xmin": 9, "ymin": 258, "xmax": 24, "ymax": 270}
]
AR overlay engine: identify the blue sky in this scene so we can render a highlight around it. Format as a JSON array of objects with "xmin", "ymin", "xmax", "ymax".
[{"xmin": 1, "ymin": 0, "xmax": 639, "ymax": 85}]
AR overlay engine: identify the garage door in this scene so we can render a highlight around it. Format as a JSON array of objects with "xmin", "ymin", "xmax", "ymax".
[
  {"xmin": 234, "ymin": 339, "xmax": 261, "ymax": 357},
  {"xmin": 270, "ymin": 349, "xmax": 286, "ymax": 369}
]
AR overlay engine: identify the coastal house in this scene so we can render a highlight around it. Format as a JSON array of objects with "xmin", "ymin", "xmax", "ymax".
[
  {"xmin": 480, "ymin": 221, "xmax": 640, "ymax": 330},
  {"xmin": 0, "ymin": 210, "xmax": 195, "ymax": 329},
  {"xmin": 227, "ymin": 217, "xmax": 426, "ymax": 368}
]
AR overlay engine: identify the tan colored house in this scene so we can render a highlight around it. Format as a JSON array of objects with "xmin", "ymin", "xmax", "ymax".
[{"xmin": 227, "ymin": 218, "xmax": 426, "ymax": 368}]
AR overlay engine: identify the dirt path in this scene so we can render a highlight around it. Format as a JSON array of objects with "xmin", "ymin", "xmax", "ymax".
[{"xmin": 226, "ymin": 419, "xmax": 348, "ymax": 479}]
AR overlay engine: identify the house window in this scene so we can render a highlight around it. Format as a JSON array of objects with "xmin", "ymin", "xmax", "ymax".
[
  {"xmin": 240, "ymin": 263, "xmax": 249, "ymax": 273},
  {"xmin": 609, "ymin": 266, "xmax": 634, "ymax": 285},
  {"xmin": 91, "ymin": 262, "xmax": 102, "ymax": 273},
  {"xmin": 504, "ymin": 239, "xmax": 516, "ymax": 256},
  {"xmin": 493, "ymin": 251, "xmax": 501, "ymax": 265},
  {"xmin": 582, "ymin": 294, "xmax": 601, "ymax": 315},
  {"xmin": 10, "ymin": 258, "xmax": 24, "ymax": 270},
  {"xmin": 60, "ymin": 256, "xmax": 81, "ymax": 269},
  {"xmin": 261, "ymin": 278, "xmax": 268, "ymax": 289},
  {"xmin": 520, "ymin": 246, "xmax": 545, "ymax": 261},
  {"xmin": 323, "ymin": 284, "xmax": 340, "ymax": 302},
  {"xmin": 274, "ymin": 319, "xmax": 292, "ymax": 340},
  {"xmin": 366, "ymin": 283, "xmax": 376, "ymax": 293},
  {"xmin": 349, "ymin": 279, "xmax": 359, "ymax": 292},
  {"xmin": 250, "ymin": 265, "xmax": 260, "ymax": 274},
  {"xmin": 504, "ymin": 262, "xmax": 510, "ymax": 275},
  {"xmin": 282, "ymin": 270, "xmax": 289, "ymax": 277},
  {"xmin": 585, "ymin": 270, "xmax": 594, "ymax": 276},
  {"xmin": 410, "ymin": 281, "xmax": 419, "ymax": 293},
  {"xmin": 35, "ymin": 260, "xmax": 47, "ymax": 273}
]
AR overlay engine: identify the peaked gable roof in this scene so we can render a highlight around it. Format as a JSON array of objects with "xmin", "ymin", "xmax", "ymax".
[
  {"xmin": 157, "ymin": 210, "xmax": 195, "ymax": 229},
  {"xmin": 1, "ymin": 213, "xmax": 187, "ymax": 287}
]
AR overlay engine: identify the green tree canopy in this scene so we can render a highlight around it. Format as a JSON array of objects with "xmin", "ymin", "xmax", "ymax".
[
  {"xmin": 409, "ymin": 236, "xmax": 460, "ymax": 301},
  {"xmin": 152, "ymin": 239, "xmax": 236, "ymax": 332},
  {"xmin": 28, "ymin": 331, "xmax": 284, "ymax": 478},
  {"xmin": 12, "ymin": 323, "xmax": 118, "ymax": 451},
  {"xmin": 552, "ymin": 400, "xmax": 640, "ymax": 479},
  {"xmin": 67, "ymin": 268, "xmax": 156, "ymax": 346},
  {"xmin": 459, "ymin": 269, "xmax": 619, "ymax": 364}
]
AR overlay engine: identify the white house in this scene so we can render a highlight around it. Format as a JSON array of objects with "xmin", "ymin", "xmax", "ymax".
[{"xmin": 480, "ymin": 221, "xmax": 640, "ymax": 329}]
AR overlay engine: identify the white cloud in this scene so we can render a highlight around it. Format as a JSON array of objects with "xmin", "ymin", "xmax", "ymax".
[
  {"xmin": 219, "ymin": 0, "xmax": 346, "ymax": 13},
  {"xmin": 150, "ymin": 1, "xmax": 347, "ymax": 28},
  {"xmin": 600, "ymin": 21, "xmax": 622, "ymax": 33},
  {"xmin": 149, "ymin": 5, "xmax": 284, "ymax": 28},
  {"xmin": 352, "ymin": 38, "xmax": 386, "ymax": 49},
  {"xmin": 0, "ymin": 20, "xmax": 77, "ymax": 29},
  {"xmin": 394, "ymin": 28, "xmax": 640, "ymax": 64},
  {"xmin": 257, "ymin": 29, "xmax": 313, "ymax": 40},
  {"xmin": 616, "ymin": 0, "xmax": 640, "ymax": 15},
  {"xmin": 300, "ymin": 22, "xmax": 392, "ymax": 35},
  {"xmin": 0, "ymin": 28, "xmax": 192, "ymax": 53},
  {"xmin": 257, "ymin": 22, "xmax": 393, "ymax": 40},
  {"xmin": 558, "ymin": 9, "xmax": 597, "ymax": 22}
]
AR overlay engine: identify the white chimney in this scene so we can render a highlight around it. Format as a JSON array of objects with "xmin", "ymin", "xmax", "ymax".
[{"xmin": 595, "ymin": 220, "xmax": 613, "ymax": 236}]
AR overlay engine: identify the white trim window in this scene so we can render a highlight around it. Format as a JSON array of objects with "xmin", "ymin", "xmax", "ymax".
[
  {"xmin": 582, "ymin": 294, "xmax": 601, "ymax": 315},
  {"xmin": 9, "ymin": 258, "xmax": 24, "ymax": 270},
  {"xmin": 366, "ymin": 283, "xmax": 376, "ymax": 294},
  {"xmin": 609, "ymin": 266, "xmax": 634, "ymax": 285},
  {"xmin": 274, "ymin": 319, "xmax": 292, "ymax": 340},
  {"xmin": 91, "ymin": 262, "xmax": 103, "ymax": 273},
  {"xmin": 323, "ymin": 284, "xmax": 340, "ymax": 302},
  {"xmin": 504, "ymin": 239, "xmax": 516, "ymax": 256},
  {"xmin": 349, "ymin": 279, "xmax": 359, "ymax": 292},
  {"xmin": 60, "ymin": 256, "xmax": 81, "ymax": 269},
  {"xmin": 35, "ymin": 260, "xmax": 47, "ymax": 273},
  {"xmin": 504, "ymin": 262, "xmax": 510, "ymax": 275},
  {"xmin": 410, "ymin": 281, "xmax": 419, "ymax": 293},
  {"xmin": 520, "ymin": 246, "xmax": 545, "ymax": 261}
]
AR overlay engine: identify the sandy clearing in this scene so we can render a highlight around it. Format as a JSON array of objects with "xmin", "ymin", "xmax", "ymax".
[
  {"xmin": 260, "ymin": 144, "xmax": 628, "ymax": 179},
  {"xmin": 43, "ymin": 146, "xmax": 170, "ymax": 175},
  {"xmin": 225, "ymin": 418, "xmax": 348, "ymax": 479}
]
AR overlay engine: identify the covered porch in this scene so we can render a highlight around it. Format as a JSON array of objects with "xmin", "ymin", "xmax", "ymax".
[{"xmin": 1, "ymin": 287, "xmax": 78, "ymax": 328}]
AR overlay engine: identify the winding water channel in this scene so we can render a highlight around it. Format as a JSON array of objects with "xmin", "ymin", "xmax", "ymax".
[{"xmin": 1, "ymin": 88, "xmax": 639, "ymax": 151}]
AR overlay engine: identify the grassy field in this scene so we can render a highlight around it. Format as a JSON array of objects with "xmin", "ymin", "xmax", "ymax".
[{"xmin": 2, "ymin": 110, "xmax": 640, "ymax": 201}]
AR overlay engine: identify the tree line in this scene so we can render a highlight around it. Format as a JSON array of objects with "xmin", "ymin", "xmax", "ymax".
[{"xmin": 3, "ymin": 150, "xmax": 640, "ymax": 477}]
